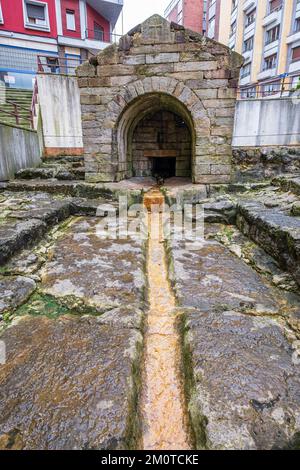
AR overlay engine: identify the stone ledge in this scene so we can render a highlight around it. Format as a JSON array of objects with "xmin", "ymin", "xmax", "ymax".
[{"xmin": 237, "ymin": 201, "xmax": 300, "ymax": 287}]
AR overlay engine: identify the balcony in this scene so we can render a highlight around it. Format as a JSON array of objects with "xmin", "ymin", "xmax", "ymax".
[
  {"xmin": 257, "ymin": 68, "xmax": 277, "ymax": 81},
  {"xmin": 231, "ymin": 7, "xmax": 238, "ymax": 24},
  {"xmin": 242, "ymin": 49, "xmax": 253, "ymax": 62},
  {"xmin": 286, "ymin": 31, "xmax": 300, "ymax": 45},
  {"xmin": 262, "ymin": 5, "xmax": 282, "ymax": 27},
  {"xmin": 57, "ymin": 31, "xmax": 121, "ymax": 51},
  {"xmin": 240, "ymin": 75, "xmax": 251, "ymax": 86},
  {"xmin": 229, "ymin": 34, "xmax": 236, "ymax": 49},
  {"xmin": 164, "ymin": 0, "xmax": 180, "ymax": 18},
  {"xmin": 87, "ymin": 0, "xmax": 123, "ymax": 29},
  {"xmin": 264, "ymin": 39, "xmax": 279, "ymax": 55},
  {"xmin": 244, "ymin": 20, "xmax": 255, "ymax": 37},
  {"xmin": 243, "ymin": 0, "xmax": 257, "ymax": 12},
  {"xmin": 288, "ymin": 59, "xmax": 300, "ymax": 74}
]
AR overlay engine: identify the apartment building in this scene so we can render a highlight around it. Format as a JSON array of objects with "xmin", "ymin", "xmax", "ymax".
[
  {"xmin": 0, "ymin": 0, "xmax": 123, "ymax": 89},
  {"xmin": 206, "ymin": 0, "xmax": 300, "ymax": 96},
  {"xmin": 164, "ymin": 0, "xmax": 207, "ymax": 34}
]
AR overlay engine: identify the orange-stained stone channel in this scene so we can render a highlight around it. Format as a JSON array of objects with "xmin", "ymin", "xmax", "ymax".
[{"xmin": 140, "ymin": 188, "xmax": 191, "ymax": 450}]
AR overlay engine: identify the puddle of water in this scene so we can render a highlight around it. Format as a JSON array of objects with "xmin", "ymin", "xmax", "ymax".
[{"xmin": 140, "ymin": 189, "xmax": 191, "ymax": 450}]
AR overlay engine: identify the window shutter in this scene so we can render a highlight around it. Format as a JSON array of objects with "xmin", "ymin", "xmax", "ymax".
[
  {"xmin": 292, "ymin": 46, "xmax": 300, "ymax": 61},
  {"xmin": 27, "ymin": 4, "xmax": 45, "ymax": 20}
]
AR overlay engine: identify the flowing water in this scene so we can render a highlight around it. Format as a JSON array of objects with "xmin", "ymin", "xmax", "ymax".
[{"xmin": 140, "ymin": 188, "xmax": 191, "ymax": 450}]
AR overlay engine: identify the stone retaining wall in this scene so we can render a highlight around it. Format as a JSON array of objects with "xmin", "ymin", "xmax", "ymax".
[{"xmin": 232, "ymin": 146, "xmax": 300, "ymax": 182}]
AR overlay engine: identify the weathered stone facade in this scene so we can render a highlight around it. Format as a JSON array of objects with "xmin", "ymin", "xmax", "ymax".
[{"xmin": 77, "ymin": 15, "xmax": 243, "ymax": 184}]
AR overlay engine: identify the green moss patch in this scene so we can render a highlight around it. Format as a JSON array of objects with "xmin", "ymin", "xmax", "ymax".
[{"xmin": 14, "ymin": 293, "xmax": 72, "ymax": 319}]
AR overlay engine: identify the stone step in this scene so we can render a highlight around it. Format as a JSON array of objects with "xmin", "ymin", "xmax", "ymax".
[
  {"xmin": 0, "ymin": 192, "xmax": 119, "ymax": 266},
  {"xmin": 237, "ymin": 200, "xmax": 300, "ymax": 287},
  {"xmin": 15, "ymin": 166, "xmax": 85, "ymax": 181},
  {"xmin": 272, "ymin": 175, "xmax": 300, "ymax": 196},
  {"xmin": 0, "ymin": 179, "xmax": 121, "ymax": 201}
]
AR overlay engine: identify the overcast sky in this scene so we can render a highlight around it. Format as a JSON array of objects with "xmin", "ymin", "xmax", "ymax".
[{"xmin": 115, "ymin": 0, "xmax": 167, "ymax": 36}]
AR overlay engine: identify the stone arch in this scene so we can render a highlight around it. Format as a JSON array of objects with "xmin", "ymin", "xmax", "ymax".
[{"xmin": 110, "ymin": 77, "xmax": 209, "ymax": 182}]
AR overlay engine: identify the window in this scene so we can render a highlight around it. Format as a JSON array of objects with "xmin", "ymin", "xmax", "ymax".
[
  {"xmin": 294, "ymin": 18, "xmax": 300, "ymax": 33},
  {"xmin": 245, "ymin": 9, "xmax": 256, "ymax": 27},
  {"xmin": 24, "ymin": 1, "xmax": 49, "ymax": 30},
  {"xmin": 94, "ymin": 22, "xmax": 104, "ymax": 41},
  {"xmin": 243, "ymin": 36, "xmax": 254, "ymax": 52},
  {"xmin": 241, "ymin": 86, "xmax": 256, "ymax": 99},
  {"xmin": 261, "ymin": 81, "xmax": 280, "ymax": 96},
  {"xmin": 292, "ymin": 46, "xmax": 300, "ymax": 62},
  {"xmin": 207, "ymin": 17, "xmax": 215, "ymax": 39},
  {"xmin": 240, "ymin": 62, "xmax": 251, "ymax": 78},
  {"xmin": 230, "ymin": 20, "xmax": 237, "ymax": 37},
  {"xmin": 0, "ymin": 2, "xmax": 3, "ymax": 24},
  {"xmin": 265, "ymin": 24, "xmax": 280, "ymax": 44},
  {"xmin": 269, "ymin": 0, "xmax": 282, "ymax": 14},
  {"xmin": 66, "ymin": 9, "xmax": 75, "ymax": 31},
  {"xmin": 263, "ymin": 54, "xmax": 277, "ymax": 70}
]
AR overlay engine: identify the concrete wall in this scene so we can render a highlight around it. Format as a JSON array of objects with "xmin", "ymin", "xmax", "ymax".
[
  {"xmin": 37, "ymin": 74, "xmax": 83, "ymax": 157},
  {"xmin": 233, "ymin": 98, "xmax": 300, "ymax": 147},
  {"xmin": 0, "ymin": 123, "xmax": 41, "ymax": 181}
]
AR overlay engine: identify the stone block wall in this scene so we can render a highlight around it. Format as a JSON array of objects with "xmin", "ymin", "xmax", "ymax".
[
  {"xmin": 77, "ymin": 15, "xmax": 243, "ymax": 183},
  {"xmin": 132, "ymin": 110, "xmax": 191, "ymax": 177}
]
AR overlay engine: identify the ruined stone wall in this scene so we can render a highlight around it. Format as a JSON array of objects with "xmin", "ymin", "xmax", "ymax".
[
  {"xmin": 132, "ymin": 111, "xmax": 191, "ymax": 177},
  {"xmin": 77, "ymin": 15, "xmax": 243, "ymax": 183},
  {"xmin": 232, "ymin": 147, "xmax": 300, "ymax": 182}
]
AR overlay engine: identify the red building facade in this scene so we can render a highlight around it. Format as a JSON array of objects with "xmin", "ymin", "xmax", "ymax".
[
  {"xmin": 0, "ymin": 0, "xmax": 122, "ymax": 88},
  {"xmin": 164, "ymin": 0, "xmax": 206, "ymax": 35}
]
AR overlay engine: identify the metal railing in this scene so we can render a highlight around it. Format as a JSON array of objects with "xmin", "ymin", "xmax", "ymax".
[
  {"xmin": 31, "ymin": 77, "xmax": 38, "ymax": 125},
  {"xmin": 238, "ymin": 76, "xmax": 300, "ymax": 99},
  {"xmin": 0, "ymin": 101, "xmax": 34, "ymax": 128},
  {"xmin": 85, "ymin": 29, "xmax": 122, "ymax": 43},
  {"xmin": 268, "ymin": 4, "xmax": 283, "ymax": 15},
  {"xmin": 37, "ymin": 55, "xmax": 84, "ymax": 75}
]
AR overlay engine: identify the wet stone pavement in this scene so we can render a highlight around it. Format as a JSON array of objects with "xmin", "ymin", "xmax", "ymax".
[
  {"xmin": 0, "ymin": 213, "xmax": 146, "ymax": 450},
  {"xmin": 167, "ymin": 235, "xmax": 300, "ymax": 449},
  {"xmin": 0, "ymin": 183, "xmax": 300, "ymax": 450}
]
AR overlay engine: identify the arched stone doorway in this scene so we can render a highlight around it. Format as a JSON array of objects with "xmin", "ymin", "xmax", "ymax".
[
  {"xmin": 77, "ymin": 15, "xmax": 243, "ymax": 184},
  {"xmin": 115, "ymin": 92, "xmax": 195, "ymax": 181}
]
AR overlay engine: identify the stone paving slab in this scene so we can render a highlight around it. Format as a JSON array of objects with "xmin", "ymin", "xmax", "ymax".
[
  {"xmin": 0, "ymin": 213, "xmax": 147, "ymax": 450},
  {"xmin": 0, "ymin": 315, "xmax": 142, "ymax": 450},
  {"xmin": 40, "ymin": 217, "xmax": 146, "ymax": 314},
  {"xmin": 167, "ymin": 237, "xmax": 300, "ymax": 449},
  {"xmin": 0, "ymin": 192, "xmax": 122, "ymax": 266},
  {"xmin": 167, "ymin": 239, "xmax": 284, "ymax": 315},
  {"xmin": 184, "ymin": 309, "xmax": 300, "ymax": 450}
]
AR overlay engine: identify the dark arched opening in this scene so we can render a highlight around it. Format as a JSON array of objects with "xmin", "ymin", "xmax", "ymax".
[
  {"xmin": 115, "ymin": 92, "xmax": 196, "ymax": 182},
  {"xmin": 132, "ymin": 109, "xmax": 191, "ymax": 179}
]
